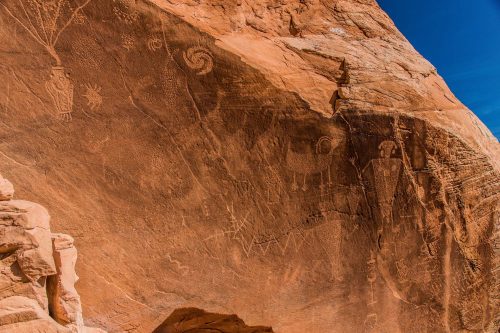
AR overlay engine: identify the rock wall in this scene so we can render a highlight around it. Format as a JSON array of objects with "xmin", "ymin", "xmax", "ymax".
[
  {"xmin": 0, "ymin": 0, "xmax": 498, "ymax": 332},
  {"xmin": 0, "ymin": 175, "xmax": 103, "ymax": 332}
]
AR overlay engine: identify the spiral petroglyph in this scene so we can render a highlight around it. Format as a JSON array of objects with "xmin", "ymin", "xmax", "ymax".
[{"xmin": 182, "ymin": 46, "xmax": 214, "ymax": 75}]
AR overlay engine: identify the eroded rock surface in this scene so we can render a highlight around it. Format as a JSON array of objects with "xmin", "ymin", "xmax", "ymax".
[
  {"xmin": 153, "ymin": 308, "xmax": 273, "ymax": 333},
  {"xmin": 47, "ymin": 233, "xmax": 85, "ymax": 332},
  {"xmin": 0, "ymin": 0, "xmax": 498, "ymax": 332},
  {"xmin": 0, "ymin": 175, "xmax": 103, "ymax": 332}
]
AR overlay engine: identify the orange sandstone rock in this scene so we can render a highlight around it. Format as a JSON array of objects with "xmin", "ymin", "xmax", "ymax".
[{"xmin": 0, "ymin": 0, "xmax": 498, "ymax": 332}]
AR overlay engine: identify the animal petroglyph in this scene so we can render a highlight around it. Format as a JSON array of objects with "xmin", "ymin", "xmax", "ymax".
[
  {"xmin": 83, "ymin": 83, "xmax": 103, "ymax": 111},
  {"xmin": 183, "ymin": 46, "xmax": 214, "ymax": 75},
  {"xmin": 45, "ymin": 66, "xmax": 74, "ymax": 121},
  {"xmin": 286, "ymin": 135, "xmax": 341, "ymax": 192}
]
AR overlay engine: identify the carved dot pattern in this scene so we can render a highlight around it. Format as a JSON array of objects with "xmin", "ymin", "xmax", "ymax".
[
  {"xmin": 113, "ymin": 0, "xmax": 139, "ymax": 24},
  {"xmin": 162, "ymin": 66, "xmax": 179, "ymax": 98},
  {"xmin": 182, "ymin": 46, "xmax": 214, "ymax": 75}
]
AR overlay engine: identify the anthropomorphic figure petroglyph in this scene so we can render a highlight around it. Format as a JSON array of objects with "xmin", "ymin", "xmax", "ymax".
[
  {"xmin": 363, "ymin": 140, "xmax": 402, "ymax": 233},
  {"xmin": 45, "ymin": 67, "xmax": 74, "ymax": 121}
]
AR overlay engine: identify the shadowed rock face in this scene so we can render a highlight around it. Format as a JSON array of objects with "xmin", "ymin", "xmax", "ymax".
[
  {"xmin": 0, "ymin": 0, "xmax": 498, "ymax": 332},
  {"xmin": 153, "ymin": 308, "xmax": 273, "ymax": 333}
]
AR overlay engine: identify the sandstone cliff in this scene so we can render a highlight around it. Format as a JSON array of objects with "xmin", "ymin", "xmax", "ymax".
[
  {"xmin": 0, "ymin": 175, "xmax": 103, "ymax": 332},
  {"xmin": 0, "ymin": 0, "xmax": 498, "ymax": 332}
]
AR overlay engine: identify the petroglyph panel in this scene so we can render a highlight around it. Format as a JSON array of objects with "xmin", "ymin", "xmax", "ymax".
[{"xmin": 0, "ymin": 1, "xmax": 498, "ymax": 333}]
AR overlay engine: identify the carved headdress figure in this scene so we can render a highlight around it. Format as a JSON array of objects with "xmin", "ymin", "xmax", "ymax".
[{"xmin": 45, "ymin": 67, "xmax": 74, "ymax": 121}]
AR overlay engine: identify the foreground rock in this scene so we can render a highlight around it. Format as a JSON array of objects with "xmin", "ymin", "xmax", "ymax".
[
  {"xmin": 0, "ymin": 177, "xmax": 13, "ymax": 201},
  {"xmin": 0, "ymin": 175, "xmax": 104, "ymax": 332},
  {"xmin": 153, "ymin": 308, "xmax": 273, "ymax": 333},
  {"xmin": 0, "ymin": 0, "xmax": 498, "ymax": 332}
]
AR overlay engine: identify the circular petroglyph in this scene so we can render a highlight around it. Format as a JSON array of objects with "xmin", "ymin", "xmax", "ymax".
[{"xmin": 182, "ymin": 46, "xmax": 214, "ymax": 75}]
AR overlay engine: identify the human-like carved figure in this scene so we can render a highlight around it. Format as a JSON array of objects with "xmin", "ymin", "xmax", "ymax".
[
  {"xmin": 45, "ymin": 67, "xmax": 74, "ymax": 121},
  {"xmin": 363, "ymin": 140, "xmax": 402, "ymax": 231},
  {"xmin": 1, "ymin": 0, "xmax": 92, "ymax": 121}
]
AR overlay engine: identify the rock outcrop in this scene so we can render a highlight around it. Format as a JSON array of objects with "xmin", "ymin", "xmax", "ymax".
[
  {"xmin": 0, "ymin": 0, "xmax": 498, "ymax": 332},
  {"xmin": 0, "ymin": 175, "xmax": 103, "ymax": 332},
  {"xmin": 153, "ymin": 308, "xmax": 273, "ymax": 333}
]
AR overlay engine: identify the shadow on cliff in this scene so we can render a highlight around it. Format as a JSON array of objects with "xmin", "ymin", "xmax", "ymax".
[{"xmin": 153, "ymin": 308, "xmax": 273, "ymax": 333}]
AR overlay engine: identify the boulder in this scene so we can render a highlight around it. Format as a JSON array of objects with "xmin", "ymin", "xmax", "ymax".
[
  {"xmin": 0, "ymin": 179, "xmax": 104, "ymax": 332},
  {"xmin": 0, "ymin": 296, "xmax": 70, "ymax": 333},
  {"xmin": 153, "ymin": 308, "xmax": 273, "ymax": 333},
  {"xmin": 47, "ymin": 234, "xmax": 84, "ymax": 333},
  {"xmin": 0, "ymin": 176, "xmax": 14, "ymax": 201}
]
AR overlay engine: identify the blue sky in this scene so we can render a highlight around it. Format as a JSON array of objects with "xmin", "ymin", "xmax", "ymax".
[{"xmin": 377, "ymin": 0, "xmax": 500, "ymax": 139}]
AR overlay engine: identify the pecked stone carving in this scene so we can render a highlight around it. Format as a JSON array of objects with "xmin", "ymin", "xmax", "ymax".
[
  {"xmin": 182, "ymin": 46, "xmax": 214, "ymax": 76},
  {"xmin": 0, "ymin": 0, "xmax": 498, "ymax": 332}
]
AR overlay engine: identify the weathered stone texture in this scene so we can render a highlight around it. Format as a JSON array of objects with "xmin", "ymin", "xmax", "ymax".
[
  {"xmin": 0, "ymin": 0, "xmax": 498, "ymax": 332},
  {"xmin": 0, "ymin": 176, "xmax": 103, "ymax": 332}
]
